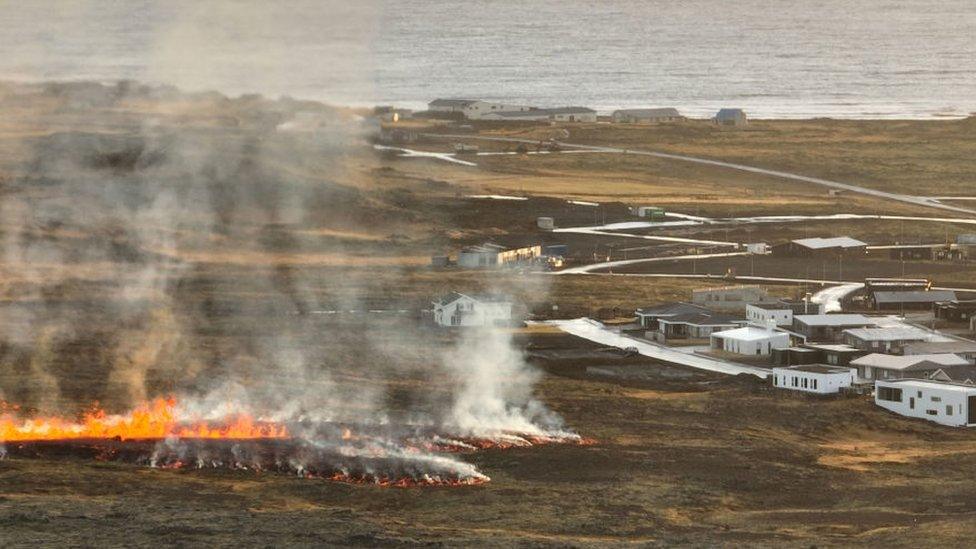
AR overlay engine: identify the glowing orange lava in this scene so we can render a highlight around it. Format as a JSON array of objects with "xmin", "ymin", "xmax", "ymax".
[{"xmin": 0, "ymin": 397, "xmax": 288, "ymax": 443}]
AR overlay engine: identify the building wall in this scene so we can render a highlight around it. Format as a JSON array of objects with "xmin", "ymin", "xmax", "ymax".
[
  {"xmin": 746, "ymin": 305, "xmax": 793, "ymax": 327},
  {"xmin": 692, "ymin": 287, "xmax": 768, "ymax": 312},
  {"xmin": 434, "ymin": 298, "xmax": 512, "ymax": 327},
  {"xmin": 712, "ymin": 332, "xmax": 789, "ymax": 355},
  {"xmin": 772, "ymin": 368, "xmax": 856, "ymax": 394},
  {"xmin": 457, "ymin": 251, "xmax": 497, "ymax": 268},
  {"xmin": 497, "ymin": 245, "xmax": 542, "ymax": 265},
  {"xmin": 875, "ymin": 381, "xmax": 975, "ymax": 427},
  {"xmin": 464, "ymin": 102, "xmax": 534, "ymax": 120},
  {"xmin": 551, "ymin": 112, "xmax": 597, "ymax": 123}
]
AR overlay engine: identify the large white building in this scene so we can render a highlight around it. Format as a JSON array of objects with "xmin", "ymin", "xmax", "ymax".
[
  {"xmin": 432, "ymin": 292, "xmax": 512, "ymax": 327},
  {"xmin": 746, "ymin": 301, "xmax": 823, "ymax": 328},
  {"xmin": 463, "ymin": 101, "xmax": 536, "ymax": 120},
  {"xmin": 710, "ymin": 325, "xmax": 790, "ymax": 356},
  {"xmin": 875, "ymin": 379, "xmax": 976, "ymax": 427},
  {"xmin": 480, "ymin": 107, "xmax": 597, "ymax": 123},
  {"xmin": 772, "ymin": 365, "xmax": 857, "ymax": 394}
]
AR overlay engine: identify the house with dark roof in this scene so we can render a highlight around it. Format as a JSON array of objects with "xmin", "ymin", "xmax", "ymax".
[
  {"xmin": 871, "ymin": 290, "xmax": 957, "ymax": 311},
  {"xmin": 635, "ymin": 302, "xmax": 712, "ymax": 330},
  {"xmin": 432, "ymin": 292, "xmax": 512, "ymax": 327},
  {"xmin": 714, "ymin": 108, "xmax": 748, "ymax": 126},
  {"xmin": 657, "ymin": 311, "xmax": 744, "ymax": 339},
  {"xmin": 792, "ymin": 314, "xmax": 877, "ymax": 342}
]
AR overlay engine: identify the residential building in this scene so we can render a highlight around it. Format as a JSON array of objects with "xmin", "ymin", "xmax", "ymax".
[
  {"xmin": 957, "ymin": 234, "xmax": 976, "ymax": 259},
  {"xmin": 611, "ymin": 108, "xmax": 684, "ymax": 124},
  {"xmin": 799, "ymin": 343, "xmax": 867, "ymax": 366},
  {"xmin": 427, "ymin": 98, "xmax": 479, "ymax": 113},
  {"xmin": 902, "ymin": 341, "xmax": 976, "ymax": 364},
  {"xmin": 457, "ymin": 243, "xmax": 542, "ymax": 268},
  {"xmin": 710, "ymin": 325, "xmax": 790, "ymax": 356},
  {"xmin": 692, "ymin": 286, "xmax": 770, "ymax": 312},
  {"xmin": 875, "ymin": 379, "xmax": 976, "ymax": 427},
  {"xmin": 933, "ymin": 300, "xmax": 976, "ymax": 323},
  {"xmin": 747, "ymin": 301, "xmax": 823, "ymax": 328},
  {"xmin": 432, "ymin": 292, "xmax": 512, "ymax": 327},
  {"xmin": 792, "ymin": 314, "xmax": 876, "ymax": 342},
  {"xmin": 462, "ymin": 101, "xmax": 536, "ymax": 120},
  {"xmin": 772, "ymin": 365, "xmax": 857, "ymax": 394},
  {"xmin": 871, "ymin": 290, "xmax": 957, "ymax": 311},
  {"xmin": 656, "ymin": 311, "xmax": 743, "ymax": 339},
  {"xmin": 714, "ymin": 108, "xmax": 748, "ymax": 126},
  {"xmin": 850, "ymin": 353, "xmax": 969, "ymax": 381},
  {"xmin": 864, "ymin": 278, "xmax": 931, "ymax": 293},
  {"xmin": 771, "ymin": 237, "xmax": 867, "ymax": 257},
  {"xmin": 480, "ymin": 107, "xmax": 597, "ymax": 123},
  {"xmin": 635, "ymin": 302, "xmax": 713, "ymax": 330},
  {"xmin": 842, "ymin": 327, "xmax": 942, "ymax": 353}
]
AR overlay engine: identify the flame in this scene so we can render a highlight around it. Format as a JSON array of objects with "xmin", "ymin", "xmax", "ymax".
[{"xmin": 0, "ymin": 397, "xmax": 288, "ymax": 442}]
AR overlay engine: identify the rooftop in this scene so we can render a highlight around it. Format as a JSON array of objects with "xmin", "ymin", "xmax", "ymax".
[
  {"xmin": 878, "ymin": 378, "xmax": 976, "ymax": 393},
  {"xmin": 873, "ymin": 290, "xmax": 957, "ymax": 304},
  {"xmin": 794, "ymin": 314, "xmax": 875, "ymax": 327},
  {"xmin": 712, "ymin": 326, "xmax": 787, "ymax": 341},
  {"xmin": 792, "ymin": 236, "xmax": 867, "ymax": 250},
  {"xmin": 774, "ymin": 364, "xmax": 854, "ymax": 375},
  {"xmin": 851, "ymin": 353, "xmax": 968, "ymax": 370},
  {"xmin": 429, "ymin": 98, "xmax": 478, "ymax": 107},
  {"xmin": 844, "ymin": 327, "xmax": 938, "ymax": 342},
  {"xmin": 660, "ymin": 312, "xmax": 743, "ymax": 326},
  {"xmin": 613, "ymin": 108, "xmax": 682, "ymax": 117},
  {"xmin": 436, "ymin": 291, "xmax": 511, "ymax": 306},
  {"xmin": 801, "ymin": 343, "xmax": 864, "ymax": 353},
  {"xmin": 903, "ymin": 341, "xmax": 976, "ymax": 355},
  {"xmin": 636, "ymin": 302, "xmax": 712, "ymax": 317}
]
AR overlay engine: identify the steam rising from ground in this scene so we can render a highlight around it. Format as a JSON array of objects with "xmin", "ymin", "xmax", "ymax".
[{"xmin": 0, "ymin": 2, "xmax": 577, "ymax": 479}]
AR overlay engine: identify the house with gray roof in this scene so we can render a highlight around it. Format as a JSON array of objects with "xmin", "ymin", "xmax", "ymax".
[
  {"xmin": 611, "ymin": 108, "xmax": 684, "ymax": 124},
  {"xmin": 714, "ymin": 108, "xmax": 748, "ymax": 126},
  {"xmin": 871, "ymin": 290, "xmax": 957, "ymax": 311},
  {"xmin": 852, "ymin": 353, "xmax": 970, "ymax": 382},
  {"xmin": 772, "ymin": 237, "xmax": 868, "ymax": 257}
]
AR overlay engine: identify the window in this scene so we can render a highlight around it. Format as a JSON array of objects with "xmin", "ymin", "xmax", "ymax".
[
  {"xmin": 918, "ymin": 391, "xmax": 923, "ymax": 398},
  {"xmin": 910, "ymin": 397, "xmax": 915, "ymax": 410},
  {"xmin": 878, "ymin": 387, "xmax": 903, "ymax": 402},
  {"xmin": 931, "ymin": 396, "xmax": 942, "ymax": 402},
  {"xmin": 947, "ymin": 405, "xmax": 953, "ymax": 416},
  {"xmin": 812, "ymin": 379, "xmax": 818, "ymax": 390},
  {"xmin": 926, "ymin": 409, "xmax": 938, "ymax": 416},
  {"xmin": 803, "ymin": 378, "xmax": 808, "ymax": 389}
]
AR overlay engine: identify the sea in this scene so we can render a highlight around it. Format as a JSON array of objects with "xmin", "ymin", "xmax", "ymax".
[{"xmin": 1, "ymin": 0, "xmax": 974, "ymax": 119}]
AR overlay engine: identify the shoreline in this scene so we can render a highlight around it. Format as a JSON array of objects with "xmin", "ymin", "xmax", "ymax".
[{"xmin": 2, "ymin": 78, "xmax": 973, "ymax": 122}]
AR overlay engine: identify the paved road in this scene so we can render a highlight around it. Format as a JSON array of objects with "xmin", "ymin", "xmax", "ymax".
[
  {"xmin": 546, "ymin": 318, "xmax": 769, "ymax": 378},
  {"xmin": 556, "ymin": 251, "xmax": 749, "ymax": 274},
  {"xmin": 422, "ymin": 134, "xmax": 976, "ymax": 216},
  {"xmin": 810, "ymin": 283, "xmax": 864, "ymax": 313}
]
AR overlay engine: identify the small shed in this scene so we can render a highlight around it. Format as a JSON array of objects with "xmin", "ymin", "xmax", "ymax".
[{"xmin": 714, "ymin": 108, "xmax": 748, "ymax": 126}]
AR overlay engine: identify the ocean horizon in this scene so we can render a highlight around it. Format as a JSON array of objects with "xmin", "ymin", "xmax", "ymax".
[{"xmin": 2, "ymin": 0, "xmax": 975, "ymax": 119}]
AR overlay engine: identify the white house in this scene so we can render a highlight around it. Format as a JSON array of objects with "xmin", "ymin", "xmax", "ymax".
[
  {"xmin": 746, "ymin": 301, "xmax": 823, "ymax": 328},
  {"xmin": 611, "ymin": 108, "xmax": 683, "ymax": 124},
  {"xmin": 875, "ymin": 379, "xmax": 976, "ymax": 427},
  {"xmin": 710, "ymin": 325, "xmax": 790, "ymax": 356},
  {"xmin": 462, "ymin": 101, "xmax": 536, "ymax": 120},
  {"xmin": 427, "ymin": 98, "xmax": 479, "ymax": 113},
  {"xmin": 481, "ymin": 107, "xmax": 597, "ymax": 123},
  {"xmin": 772, "ymin": 365, "xmax": 857, "ymax": 394},
  {"xmin": 432, "ymin": 292, "xmax": 512, "ymax": 327}
]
